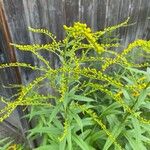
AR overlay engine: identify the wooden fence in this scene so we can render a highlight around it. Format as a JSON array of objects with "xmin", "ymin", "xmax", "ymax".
[{"xmin": 0, "ymin": 0, "xmax": 150, "ymax": 147}]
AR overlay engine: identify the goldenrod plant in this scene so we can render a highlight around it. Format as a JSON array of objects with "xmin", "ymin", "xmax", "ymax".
[
  {"xmin": 0, "ymin": 138, "xmax": 23, "ymax": 150},
  {"xmin": 0, "ymin": 18, "xmax": 150, "ymax": 150},
  {"xmin": 0, "ymin": 138, "xmax": 12, "ymax": 150}
]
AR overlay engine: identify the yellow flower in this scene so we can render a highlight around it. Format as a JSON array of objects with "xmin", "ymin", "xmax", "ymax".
[
  {"xmin": 58, "ymin": 119, "xmax": 69, "ymax": 141},
  {"xmin": 7, "ymin": 144, "xmax": 17, "ymax": 150},
  {"xmin": 74, "ymin": 103, "xmax": 122, "ymax": 150},
  {"xmin": 132, "ymin": 91, "xmax": 140, "ymax": 97}
]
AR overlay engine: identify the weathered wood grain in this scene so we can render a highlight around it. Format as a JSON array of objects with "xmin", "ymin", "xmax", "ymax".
[
  {"xmin": 0, "ymin": 2, "xmax": 34, "ymax": 147},
  {"xmin": 2, "ymin": 0, "xmax": 150, "ymax": 61}
]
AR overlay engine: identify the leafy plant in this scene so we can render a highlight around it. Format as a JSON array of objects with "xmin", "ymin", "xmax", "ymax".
[
  {"xmin": 0, "ymin": 138, "xmax": 23, "ymax": 150},
  {"xmin": 0, "ymin": 18, "xmax": 150, "ymax": 150},
  {"xmin": 0, "ymin": 138, "xmax": 12, "ymax": 150}
]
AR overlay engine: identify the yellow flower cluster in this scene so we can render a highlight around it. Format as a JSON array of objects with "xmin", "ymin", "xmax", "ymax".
[
  {"xmin": 80, "ymin": 56, "xmax": 105, "ymax": 63},
  {"xmin": 121, "ymin": 39, "xmax": 150, "ymax": 56},
  {"xmin": 7, "ymin": 144, "xmax": 17, "ymax": 150},
  {"xmin": 64, "ymin": 22, "xmax": 105, "ymax": 53},
  {"xmin": 132, "ymin": 91, "xmax": 140, "ymax": 97},
  {"xmin": 134, "ymin": 62, "xmax": 150, "ymax": 68},
  {"xmin": 80, "ymin": 68, "xmax": 123, "ymax": 88},
  {"xmin": 0, "ymin": 102, "xmax": 15, "ymax": 122},
  {"xmin": 59, "ymin": 73, "xmax": 68, "ymax": 102},
  {"xmin": 58, "ymin": 119, "xmax": 69, "ymax": 141},
  {"xmin": 11, "ymin": 42, "xmax": 61, "ymax": 69},
  {"xmin": 63, "ymin": 22, "xmax": 91, "ymax": 37},
  {"xmin": 94, "ymin": 17, "xmax": 130, "ymax": 38},
  {"xmin": 115, "ymin": 90, "xmax": 150, "ymax": 124},
  {"xmin": 0, "ymin": 93, "xmax": 51, "ymax": 123},
  {"xmin": 28, "ymin": 27, "xmax": 56, "ymax": 42},
  {"xmin": 73, "ymin": 58, "xmax": 80, "ymax": 80},
  {"xmin": 10, "ymin": 43, "xmax": 57, "ymax": 51},
  {"xmin": 74, "ymin": 103, "xmax": 122, "ymax": 150},
  {"xmin": 33, "ymin": 51, "xmax": 51, "ymax": 69},
  {"xmin": 114, "ymin": 91, "xmax": 150, "ymax": 124},
  {"xmin": 0, "ymin": 62, "xmax": 47, "ymax": 72},
  {"xmin": 126, "ymin": 77, "xmax": 146, "ymax": 89},
  {"xmin": 77, "ymin": 43, "xmax": 93, "ymax": 49},
  {"xmin": 126, "ymin": 81, "xmax": 147, "ymax": 97},
  {"xmin": 88, "ymin": 83, "xmax": 150, "ymax": 124},
  {"xmin": 101, "ymin": 43, "xmax": 120, "ymax": 48},
  {"xmin": 0, "ymin": 72, "xmax": 51, "ymax": 123},
  {"xmin": 102, "ymin": 39, "xmax": 150, "ymax": 71}
]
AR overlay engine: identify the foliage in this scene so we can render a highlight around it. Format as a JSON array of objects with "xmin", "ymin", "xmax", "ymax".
[
  {"xmin": 0, "ymin": 138, "xmax": 23, "ymax": 150},
  {"xmin": 0, "ymin": 138, "xmax": 12, "ymax": 150},
  {"xmin": 0, "ymin": 18, "xmax": 150, "ymax": 150}
]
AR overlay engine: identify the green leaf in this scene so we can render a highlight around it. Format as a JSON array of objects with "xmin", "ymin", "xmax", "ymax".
[
  {"xmin": 2, "ymin": 141, "xmax": 13, "ymax": 150},
  {"xmin": 140, "ymin": 123, "xmax": 150, "ymax": 133},
  {"xmin": 80, "ymin": 129, "xmax": 91, "ymax": 140},
  {"xmin": 140, "ymin": 135, "xmax": 150, "ymax": 144},
  {"xmin": 0, "ymin": 138, "xmax": 10, "ymax": 145},
  {"xmin": 131, "ymin": 118, "xmax": 146, "ymax": 150},
  {"xmin": 103, "ymin": 122, "xmax": 124, "ymax": 150},
  {"xmin": 28, "ymin": 126, "xmax": 61, "ymax": 137},
  {"xmin": 72, "ymin": 133, "xmax": 90, "ymax": 150},
  {"xmin": 134, "ymin": 89, "xmax": 148, "ymax": 110},
  {"xmin": 24, "ymin": 108, "xmax": 52, "ymax": 121},
  {"xmin": 86, "ymin": 130, "xmax": 106, "ymax": 145},
  {"xmin": 122, "ymin": 89, "xmax": 131, "ymax": 101},
  {"xmin": 33, "ymin": 145, "xmax": 59, "ymax": 150},
  {"xmin": 53, "ymin": 117, "xmax": 64, "ymax": 129},
  {"xmin": 125, "ymin": 143, "xmax": 132, "ymax": 150},
  {"xmin": 48, "ymin": 103, "xmax": 61, "ymax": 124},
  {"xmin": 124, "ymin": 131, "xmax": 139, "ymax": 150},
  {"xmin": 146, "ymin": 67, "xmax": 150, "ymax": 81},
  {"xmin": 126, "ymin": 67, "xmax": 146, "ymax": 74},
  {"xmin": 67, "ymin": 126, "xmax": 72, "ymax": 150},
  {"xmin": 59, "ymin": 138, "xmax": 67, "ymax": 150},
  {"xmin": 122, "ymin": 76, "xmax": 134, "ymax": 84},
  {"xmin": 72, "ymin": 95, "xmax": 95, "ymax": 102},
  {"xmin": 69, "ymin": 109, "xmax": 83, "ymax": 132},
  {"xmin": 0, "ymin": 138, "xmax": 12, "ymax": 150},
  {"xmin": 100, "ymin": 102, "xmax": 121, "ymax": 117}
]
